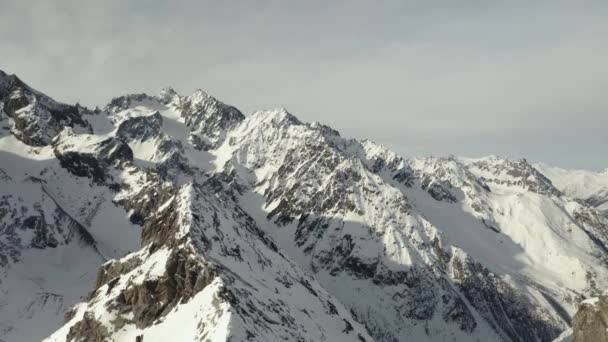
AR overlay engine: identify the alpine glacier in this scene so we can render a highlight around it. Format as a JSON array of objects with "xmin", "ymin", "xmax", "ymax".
[{"xmin": 0, "ymin": 69, "xmax": 607, "ymax": 342}]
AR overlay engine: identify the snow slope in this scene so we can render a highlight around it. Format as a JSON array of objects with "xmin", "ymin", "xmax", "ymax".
[
  {"xmin": 535, "ymin": 162, "xmax": 608, "ymax": 216},
  {"xmin": 0, "ymin": 131, "xmax": 140, "ymax": 342},
  {"xmin": 211, "ymin": 112, "xmax": 608, "ymax": 341},
  {"xmin": 1, "ymin": 69, "xmax": 607, "ymax": 342}
]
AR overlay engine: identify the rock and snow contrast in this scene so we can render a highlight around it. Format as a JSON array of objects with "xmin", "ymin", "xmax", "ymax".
[
  {"xmin": 1, "ymin": 69, "xmax": 607, "ymax": 342},
  {"xmin": 535, "ymin": 163, "xmax": 608, "ymax": 218}
]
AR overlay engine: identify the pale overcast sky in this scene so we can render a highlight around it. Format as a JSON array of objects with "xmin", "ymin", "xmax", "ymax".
[{"xmin": 1, "ymin": 1, "xmax": 607, "ymax": 169}]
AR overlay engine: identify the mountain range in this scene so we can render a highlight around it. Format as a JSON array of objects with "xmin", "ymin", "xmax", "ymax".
[{"xmin": 1, "ymin": 69, "xmax": 607, "ymax": 342}]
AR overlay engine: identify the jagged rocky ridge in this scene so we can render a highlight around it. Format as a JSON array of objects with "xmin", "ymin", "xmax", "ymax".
[
  {"xmin": 1, "ymin": 69, "xmax": 608, "ymax": 342},
  {"xmin": 0, "ymin": 70, "xmax": 90, "ymax": 146},
  {"xmin": 571, "ymin": 291, "xmax": 608, "ymax": 342},
  {"xmin": 554, "ymin": 290, "xmax": 608, "ymax": 342}
]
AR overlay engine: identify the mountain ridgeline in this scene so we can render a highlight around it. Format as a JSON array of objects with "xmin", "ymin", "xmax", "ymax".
[{"xmin": 1, "ymin": 70, "xmax": 607, "ymax": 342}]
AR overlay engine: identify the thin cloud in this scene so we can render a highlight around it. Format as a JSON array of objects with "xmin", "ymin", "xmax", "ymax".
[{"xmin": 1, "ymin": 0, "xmax": 606, "ymax": 169}]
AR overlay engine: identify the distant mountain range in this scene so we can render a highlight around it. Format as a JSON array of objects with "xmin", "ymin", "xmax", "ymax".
[{"xmin": 1, "ymin": 69, "xmax": 607, "ymax": 342}]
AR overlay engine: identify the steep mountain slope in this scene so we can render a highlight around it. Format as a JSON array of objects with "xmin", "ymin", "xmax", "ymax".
[
  {"xmin": 535, "ymin": 163, "xmax": 608, "ymax": 217},
  {"xmin": 211, "ymin": 115, "xmax": 608, "ymax": 341},
  {"xmin": 0, "ymin": 74, "xmax": 140, "ymax": 342},
  {"xmin": 1, "ymin": 75, "xmax": 370, "ymax": 342},
  {"xmin": 0, "ymin": 70, "xmax": 90, "ymax": 146},
  {"xmin": 46, "ymin": 131, "xmax": 372, "ymax": 341},
  {"xmin": 1, "ymin": 69, "xmax": 607, "ymax": 342}
]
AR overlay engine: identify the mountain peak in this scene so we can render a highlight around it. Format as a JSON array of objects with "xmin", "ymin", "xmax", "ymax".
[
  {"xmin": 461, "ymin": 155, "xmax": 561, "ymax": 196},
  {"xmin": 0, "ymin": 69, "xmax": 11, "ymax": 86},
  {"xmin": 3, "ymin": 71, "xmax": 608, "ymax": 342},
  {"xmin": 0, "ymin": 69, "xmax": 17, "ymax": 82},
  {"xmin": 0, "ymin": 70, "xmax": 90, "ymax": 146},
  {"xmin": 162, "ymin": 88, "xmax": 244, "ymax": 151},
  {"xmin": 191, "ymin": 88, "xmax": 210, "ymax": 99},
  {"xmin": 0, "ymin": 70, "xmax": 26, "ymax": 97},
  {"xmin": 158, "ymin": 86, "xmax": 178, "ymax": 104},
  {"xmin": 250, "ymin": 107, "xmax": 301, "ymax": 126}
]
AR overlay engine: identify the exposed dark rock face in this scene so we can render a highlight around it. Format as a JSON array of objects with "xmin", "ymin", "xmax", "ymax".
[
  {"xmin": 0, "ymin": 70, "xmax": 90, "ymax": 146},
  {"xmin": 420, "ymin": 175, "xmax": 458, "ymax": 202},
  {"xmin": 452, "ymin": 257, "xmax": 562, "ymax": 342},
  {"xmin": 3, "ymin": 72, "xmax": 378, "ymax": 342},
  {"xmin": 116, "ymin": 111, "xmax": 163, "ymax": 141},
  {"xmin": 574, "ymin": 209, "xmax": 608, "ymax": 255},
  {"xmin": 53, "ymin": 136, "xmax": 133, "ymax": 184},
  {"xmin": 66, "ymin": 312, "xmax": 110, "ymax": 342},
  {"xmin": 114, "ymin": 110, "xmax": 191, "ymax": 179},
  {"xmin": 0, "ymin": 187, "xmax": 99, "ymax": 267},
  {"xmin": 104, "ymin": 247, "xmax": 218, "ymax": 329},
  {"xmin": 2, "ymin": 87, "xmax": 29, "ymax": 116},
  {"xmin": 55, "ymin": 151, "xmax": 108, "ymax": 184},
  {"xmin": 120, "ymin": 179, "xmax": 177, "ymax": 229},
  {"xmin": 168, "ymin": 90, "xmax": 244, "ymax": 150},
  {"xmin": 59, "ymin": 162, "xmax": 369, "ymax": 341},
  {"xmin": 468, "ymin": 158, "xmax": 561, "ymax": 196},
  {"xmin": 105, "ymin": 93, "xmax": 152, "ymax": 112},
  {"xmin": 572, "ymin": 292, "xmax": 608, "ymax": 342},
  {"xmin": 154, "ymin": 140, "xmax": 190, "ymax": 179},
  {"xmin": 23, "ymin": 215, "xmax": 59, "ymax": 249},
  {"xmin": 92, "ymin": 256, "xmax": 143, "ymax": 294},
  {"xmin": 585, "ymin": 195, "xmax": 608, "ymax": 219},
  {"xmin": 4, "ymin": 70, "xmax": 608, "ymax": 342},
  {"xmin": 216, "ymin": 114, "xmax": 578, "ymax": 341},
  {"xmin": 98, "ymin": 137, "xmax": 135, "ymax": 164},
  {"xmin": 407, "ymin": 157, "xmax": 493, "ymax": 207}
]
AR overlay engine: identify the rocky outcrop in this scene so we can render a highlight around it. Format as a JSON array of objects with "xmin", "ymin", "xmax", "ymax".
[
  {"xmin": 216, "ymin": 110, "xmax": 588, "ymax": 341},
  {"xmin": 466, "ymin": 157, "xmax": 561, "ymax": 196},
  {"xmin": 572, "ymin": 292, "xmax": 608, "ymax": 342},
  {"xmin": 53, "ymin": 132, "xmax": 133, "ymax": 184},
  {"xmin": 66, "ymin": 312, "xmax": 110, "ymax": 342},
  {"xmin": 0, "ymin": 179, "xmax": 100, "ymax": 267},
  {"xmin": 163, "ymin": 88, "xmax": 244, "ymax": 150},
  {"xmin": 105, "ymin": 93, "xmax": 151, "ymax": 112},
  {"xmin": 96, "ymin": 247, "xmax": 218, "ymax": 330},
  {"xmin": 114, "ymin": 109, "xmax": 191, "ymax": 179},
  {"xmin": 92, "ymin": 255, "xmax": 143, "ymax": 294},
  {"xmin": 3, "ymin": 70, "xmax": 607, "ymax": 342},
  {"xmin": 116, "ymin": 111, "xmax": 163, "ymax": 141},
  {"xmin": 453, "ymin": 257, "xmax": 562, "ymax": 341},
  {"xmin": 0, "ymin": 70, "xmax": 90, "ymax": 146},
  {"xmin": 574, "ymin": 209, "xmax": 608, "ymax": 255}
]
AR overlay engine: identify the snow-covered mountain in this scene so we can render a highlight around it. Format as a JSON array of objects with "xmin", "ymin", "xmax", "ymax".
[
  {"xmin": 535, "ymin": 163, "xmax": 608, "ymax": 218},
  {"xmin": 1, "ymin": 69, "xmax": 607, "ymax": 342}
]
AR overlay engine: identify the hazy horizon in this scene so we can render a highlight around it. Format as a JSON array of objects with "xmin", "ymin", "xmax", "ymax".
[{"xmin": 2, "ymin": 1, "xmax": 607, "ymax": 170}]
